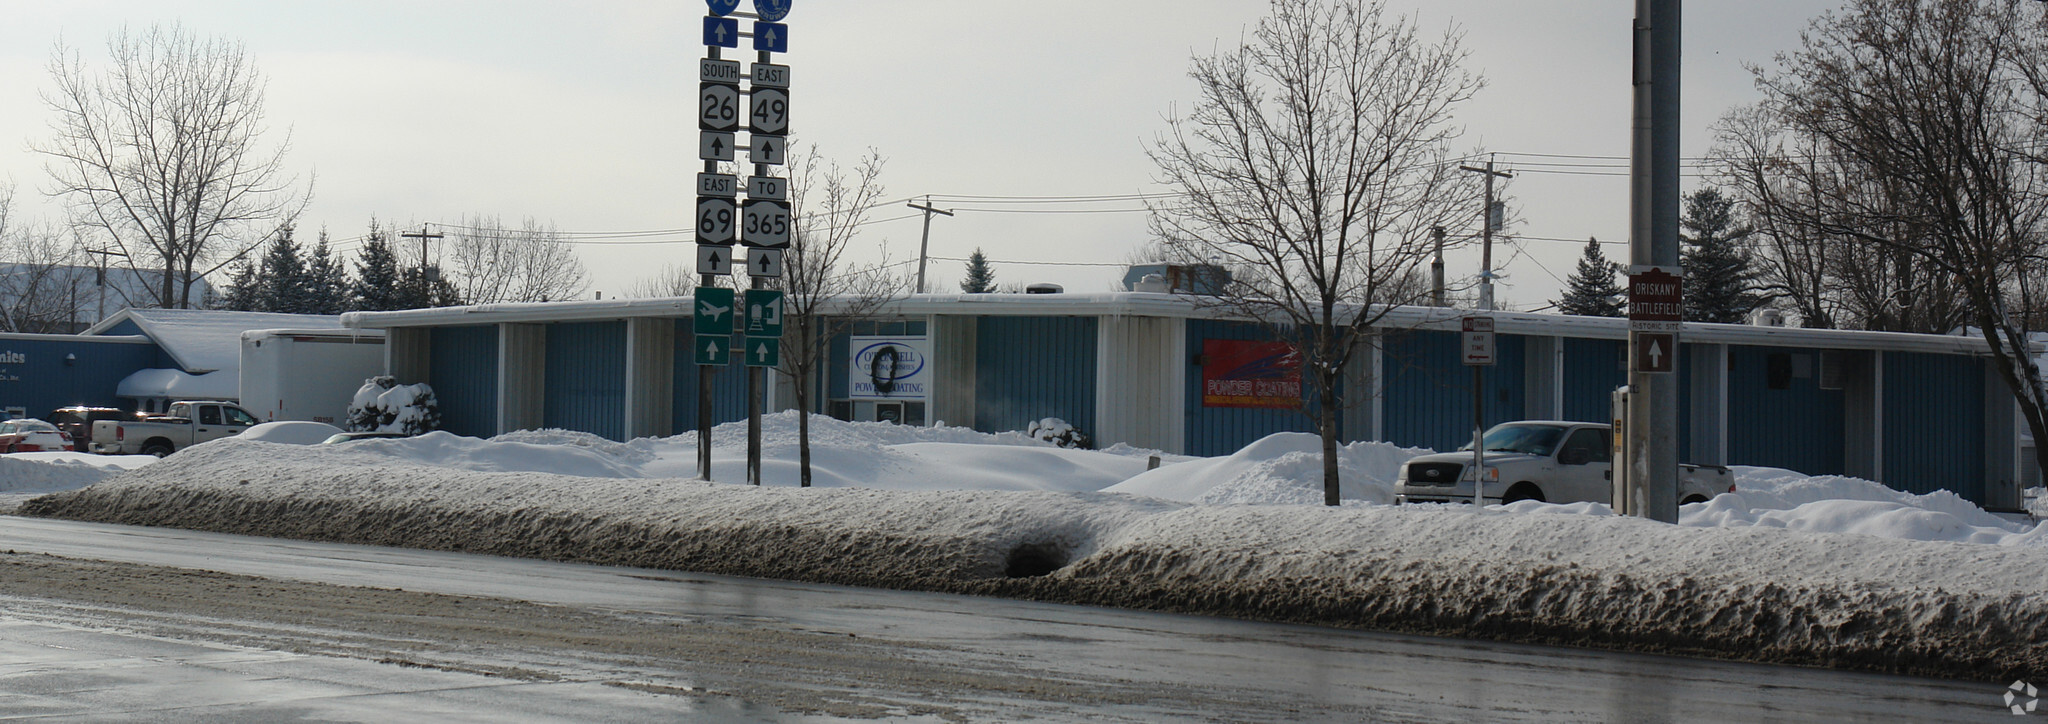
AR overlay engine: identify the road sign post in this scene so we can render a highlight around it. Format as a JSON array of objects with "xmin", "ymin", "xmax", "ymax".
[{"xmin": 1463, "ymin": 316, "xmax": 1494, "ymax": 507}]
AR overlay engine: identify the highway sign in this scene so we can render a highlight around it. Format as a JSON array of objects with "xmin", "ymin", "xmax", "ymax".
[
  {"xmin": 745, "ymin": 247, "xmax": 784, "ymax": 278},
  {"xmin": 749, "ymin": 88, "xmax": 789, "ymax": 136},
  {"xmin": 751, "ymin": 63, "xmax": 789, "ymax": 89},
  {"xmin": 694, "ymin": 335, "xmax": 730, "ymax": 366},
  {"xmin": 695, "ymin": 197, "xmax": 737, "ymax": 245},
  {"xmin": 747, "ymin": 175, "xmax": 786, "ymax": 200},
  {"xmin": 1462, "ymin": 316, "xmax": 1496, "ymax": 366},
  {"xmin": 752, "ymin": 22, "xmax": 789, "ymax": 53},
  {"xmin": 753, "ymin": 0, "xmax": 791, "ymax": 22},
  {"xmin": 699, "ymin": 83, "xmax": 740, "ymax": 132},
  {"xmin": 745, "ymin": 337, "xmax": 781, "ymax": 367},
  {"xmin": 748, "ymin": 133, "xmax": 785, "ymax": 165},
  {"xmin": 697, "ymin": 172, "xmax": 738, "ymax": 197},
  {"xmin": 700, "ymin": 58, "xmax": 742, "ymax": 84},
  {"xmin": 1635, "ymin": 332, "xmax": 1676, "ymax": 374},
  {"xmin": 1628, "ymin": 266, "xmax": 1683, "ymax": 323},
  {"xmin": 741, "ymin": 199, "xmax": 790, "ymax": 247},
  {"xmin": 699, "ymin": 131, "xmax": 735, "ymax": 162},
  {"xmin": 696, "ymin": 245, "xmax": 734, "ymax": 276},
  {"xmin": 746, "ymin": 289, "xmax": 785, "ymax": 336},
  {"xmin": 702, "ymin": 17, "xmax": 740, "ymax": 48},
  {"xmin": 706, "ymin": 0, "xmax": 741, "ymax": 15},
  {"xmin": 693, "ymin": 287, "xmax": 736, "ymax": 336}
]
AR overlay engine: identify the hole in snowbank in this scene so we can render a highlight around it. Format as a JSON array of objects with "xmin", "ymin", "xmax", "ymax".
[{"xmin": 1004, "ymin": 542, "xmax": 1070, "ymax": 578}]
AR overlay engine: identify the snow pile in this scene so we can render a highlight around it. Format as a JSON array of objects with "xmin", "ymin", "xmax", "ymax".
[
  {"xmin": 241, "ymin": 421, "xmax": 345, "ymax": 445},
  {"xmin": 21, "ymin": 436, "xmax": 2048, "ymax": 681},
  {"xmin": 1106, "ymin": 432, "xmax": 1428, "ymax": 505},
  {"xmin": 1684, "ymin": 495, "xmax": 2048, "ymax": 546},
  {"xmin": 0, "ymin": 452, "xmax": 156, "ymax": 512}
]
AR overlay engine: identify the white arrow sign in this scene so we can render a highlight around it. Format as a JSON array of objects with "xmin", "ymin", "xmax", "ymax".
[
  {"xmin": 705, "ymin": 339, "xmax": 722, "ymax": 358},
  {"xmin": 754, "ymin": 342, "xmax": 771, "ymax": 362},
  {"xmin": 1647, "ymin": 338, "xmax": 1665, "ymax": 368}
]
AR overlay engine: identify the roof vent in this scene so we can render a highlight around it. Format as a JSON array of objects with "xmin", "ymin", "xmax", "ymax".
[
  {"xmin": 1025, "ymin": 283, "xmax": 1064, "ymax": 294},
  {"xmin": 1134, "ymin": 274, "xmax": 1169, "ymax": 293},
  {"xmin": 1750, "ymin": 309, "xmax": 1786, "ymax": 327}
]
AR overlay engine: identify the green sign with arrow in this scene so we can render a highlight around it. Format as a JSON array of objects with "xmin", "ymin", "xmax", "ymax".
[
  {"xmin": 744, "ymin": 337, "xmax": 781, "ymax": 368},
  {"xmin": 745, "ymin": 289, "xmax": 784, "ymax": 337},
  {"xmin": 694, "ymin": 334, "xmax": 730, "ymax": 366}
]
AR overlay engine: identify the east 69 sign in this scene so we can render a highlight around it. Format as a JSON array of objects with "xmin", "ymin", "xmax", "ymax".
[{"xmin": 741, "ymin": 199, "xmax": 789, "ymax": 247}]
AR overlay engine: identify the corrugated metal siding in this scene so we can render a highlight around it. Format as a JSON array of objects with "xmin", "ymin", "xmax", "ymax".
[
  {"xmin": 427, "ymin": 325, "xmax": 499, "ymax": 439},
  {"xmin": 1725, "ymin": 346, "xmax": 1844, "ymax": 475},
  {"xmin": 1181, "ymin": 319, "xmax": 1315, "ymax": 457},
  {"xmin": 1883, "ymin": 351, "xmax": 1985, "ymax": 502},
  {"xmin": 1560, "ymin": 337, "xmax": 1625, "ymax": 424},
  {"xmin": 670, "ymin": 320, "xmax": 752, "ymax": 432},
  {"xmin": 0, "ymin": 337, "xmax": 161, "ymax": 414},
  {"xmin": 1381, "ymin": 330, "xmax": 1526, "ymax": 451},
  {"xmin": 974, "ymin": 316, "xmax": 1096, "ymax": 437},
  {"xmin": 543, "ymin": 321, "xmax": 626, "ymax": 441}
]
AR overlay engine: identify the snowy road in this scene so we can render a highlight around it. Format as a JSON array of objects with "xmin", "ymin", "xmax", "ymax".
[{"xmin": 0, "ymin": 516, "xmax": 2010, "ymax": 722}]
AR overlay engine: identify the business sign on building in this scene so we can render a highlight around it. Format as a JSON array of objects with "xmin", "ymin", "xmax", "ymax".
[
  {"xmin": 1200, "ymin": 339, "xmax": 1301, "ymax": 409},
  {"xmin": 849, "ymin": 336, "xmax": 930, "ymax": 401}
]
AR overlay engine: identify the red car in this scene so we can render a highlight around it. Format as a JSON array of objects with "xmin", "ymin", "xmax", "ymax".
[{"xmin": 0, "ymin": 419, "xmax": 75, "ymax": 453}]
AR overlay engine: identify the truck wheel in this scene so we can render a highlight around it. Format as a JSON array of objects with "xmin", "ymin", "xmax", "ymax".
[
  {"xmin": 141, "ymin": 443, "xmax": 173, "ymax": 458},
  {"xmin": 1502, "ymin": 483, "xmax": 1545, "ymax": 504}
]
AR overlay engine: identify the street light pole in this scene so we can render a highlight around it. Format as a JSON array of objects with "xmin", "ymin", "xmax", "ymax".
[{"xmin": 907, "ymin": 197, "xmax": 953, "ymax": 294}]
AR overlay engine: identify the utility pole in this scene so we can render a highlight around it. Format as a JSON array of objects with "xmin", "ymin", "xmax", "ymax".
[
  {"xmin": 83, "ymin": 247, "xmax": 127, "ymax": 325},
  {"xmin": 907, "ymin": 197, "xmax": 953, "ymax": 294},
  {"xmin": 1431, "ymin": 226, "xmax": 1447, "ymax": 307},
  {"xmin": 1459, "ymin": 158, "xmax": 1513, "ymax": 311},
  {"xmin": 1626, "ymin": 0, "xmax": 1683, "ymax": 524},
  {"xmin": 399, "ymin": 225, "xmax": 444, "ymax": 283}
]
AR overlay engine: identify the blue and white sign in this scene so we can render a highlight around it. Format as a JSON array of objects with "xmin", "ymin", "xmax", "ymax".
[
  {"xmin": 703, "ymin": 17, "xmax": 740, "ymax": 48},
  {"xmin": 849, "ymin": 336, "xmax": 930, "ymax": 401},
  {"xmin": 753, "ymin": 0, "xmax": 791, "ymax": 22},
  {"xmin": 752, "ymin": 22, "xmax": 789, "ymax": 53},
  {"xmin": 706, "ymin": 0, "xmax": 742, "ymax": 15}
]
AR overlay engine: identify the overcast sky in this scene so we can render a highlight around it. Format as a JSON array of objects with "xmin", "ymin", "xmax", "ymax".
[{"xmin": 0, "ymin": 1, "xmax": 1845, "ymax": 308}]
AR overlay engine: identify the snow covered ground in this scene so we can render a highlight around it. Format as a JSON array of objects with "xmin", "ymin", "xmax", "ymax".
[{"xmin": 10, "ymin": 411, "xmax": 2047, "ymax": 681}]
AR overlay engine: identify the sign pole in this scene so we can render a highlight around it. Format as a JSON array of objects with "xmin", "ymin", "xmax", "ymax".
[
  {"xmin": 1461, "ymin": 315, "xmax": 1496, "ymax": 507},
  {"xmin": 697, "ymin": 37, "xmax": 726, "ymax": 483},
  {"xmin": 1627, "ymin": 0, "xmax": 1682, "ymax": 523}
]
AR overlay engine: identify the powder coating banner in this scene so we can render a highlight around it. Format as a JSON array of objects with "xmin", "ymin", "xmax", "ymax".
[
  {"xmin": 849, "ymin": 336, "xmax": 930, "ymax": 401},
  {"xmin": 1200, "ymin": 339, "xmax": 1302, "ymax": 409}
]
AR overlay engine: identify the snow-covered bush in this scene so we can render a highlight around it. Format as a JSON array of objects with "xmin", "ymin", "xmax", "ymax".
[
  {"xmin": 1025, "ymin": 417, "xmax": 1091, "ymax": 449},
  {"xmin": 345, "ymin": 376, "xmax": 441, "ymax": 435}
]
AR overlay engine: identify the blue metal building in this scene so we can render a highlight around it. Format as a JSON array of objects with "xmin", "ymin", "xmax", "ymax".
[{"xmin": 344, "ymin": 293, "xmax": 2026, "ymax": 507}]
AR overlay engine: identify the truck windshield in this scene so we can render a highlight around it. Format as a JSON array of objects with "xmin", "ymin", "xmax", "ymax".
[{"xmin": 1458, "ymin": 424, "xmax": 1568, "ymax": 456}]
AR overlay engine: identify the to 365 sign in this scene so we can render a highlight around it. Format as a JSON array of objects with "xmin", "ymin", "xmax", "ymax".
[{"xmin": 741, "ymin": 199, "xmax": 789, "ymax": 247}]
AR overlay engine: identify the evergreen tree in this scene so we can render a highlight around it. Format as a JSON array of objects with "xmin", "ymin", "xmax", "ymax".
[
  {"xmin": 958, "ymin": 247, "xmax": 996, "ymax": 293},
  {"xmin": 351, "ymin": 222, "xmax": 406, "ymax": 311},
  {"xmin": 215, "ymin": 259, "xmax": 259, "ymax": 311},
  {"xmin": 1556, "ymin": 237, "xmax": 1626, "ymax": 317},
  {"xmin": 254, "ymin": 226, "xmax": 309, "ymax": 313},
  {"xmin": 1680, "ymin": 187, "xmax": 1760, "ymax": 323},
  {"xmin": 302, "ymin": 230, "xmax": 352, "ymax": 314}
]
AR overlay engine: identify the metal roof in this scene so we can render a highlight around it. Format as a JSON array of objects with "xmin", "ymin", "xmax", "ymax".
[{"xmin": 339, "ymin": 292, "xmax": 2011, "ymax": 356}]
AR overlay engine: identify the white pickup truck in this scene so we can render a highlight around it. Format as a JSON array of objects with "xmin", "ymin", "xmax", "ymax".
[
  {"xmin": 1395, "ymin": 421, "xmax": 1733, "ymax": 506},
  {"xmin": 89, "ymin": 401, "xmax": 260, "ymax": 457}
]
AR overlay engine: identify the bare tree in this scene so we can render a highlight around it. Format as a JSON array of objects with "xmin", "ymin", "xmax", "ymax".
[
  {"xmin": 620, "ymin": 263, "xmax": 696, "ymax": 299},
  {"xmin": 773, "ymin": 146, "xmax": 896, "ymax": 487},
  {"xmin": 0, "ymin": 183, "xmax": 90, "ymax": 333},
  {"xmin": 1720, "ymin": 0, "xmax": 2048, "ymax": 477},
  {"xmin": 443, "ymin": 215, "xmax": 590, "ymax": 303},
  {"xmin": 36, "ymin": 23, "xmax": 305, "ymax": 309},
  {"xmin": 1147, "ymin": 0, "xmax": 1483, "ymax": 505}
]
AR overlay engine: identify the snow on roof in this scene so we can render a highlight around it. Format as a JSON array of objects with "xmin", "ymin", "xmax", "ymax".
[
  {"xmin": 84, "ymin": 309, "xmax": 354, "ymax": 373},
  {"xmin": 341, "ymin": 292, "xmax": 2017, "ymax": 356},
  {"xmin": 114, "ymin": 368, "xmax": 239, "ymax": 402}
]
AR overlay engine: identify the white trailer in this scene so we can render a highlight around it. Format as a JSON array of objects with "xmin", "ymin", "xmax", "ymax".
[{"xmin": 240, "ymin": 329, "xmax": 386, "ymax": 425}]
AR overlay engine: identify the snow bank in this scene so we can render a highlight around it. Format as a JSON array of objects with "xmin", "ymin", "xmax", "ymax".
[
  {"xmin": 22, "ymin": 435, "xmax": 2048, "ymax": 681},
  {"xmin": 0, "ymin": 452, "xmax": 156, "ymax": 512},
  {"xmin": 242, "ymin": 421, "xmax": 345, "ymax": 445},
  {"xmin": 1106, "ymin": 432, "xmax": 1427, "ymax": 505}
]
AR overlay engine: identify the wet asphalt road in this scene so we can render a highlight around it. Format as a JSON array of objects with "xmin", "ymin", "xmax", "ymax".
[{"xmin": 0, "ymin": 516, "xmax": 2014, "ymax": 722}]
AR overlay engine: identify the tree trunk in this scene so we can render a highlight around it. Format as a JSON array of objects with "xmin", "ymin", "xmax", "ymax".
[
  {"xmin": 794, "ymin": 358, "xmax": 813, "ymax": 488},
  {"xmin": 1319, "ymin": 369, "xmax": 1341, "ymax": 507}
]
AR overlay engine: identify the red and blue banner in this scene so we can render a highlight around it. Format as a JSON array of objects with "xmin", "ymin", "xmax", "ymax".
[{"xmin": 1200, "ymin": 339, "xmax": 1302, "ymax": 409}]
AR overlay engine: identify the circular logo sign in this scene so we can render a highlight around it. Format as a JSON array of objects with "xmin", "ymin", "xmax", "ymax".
[
  {"xmin": 707, "ymin": 0, "xmax": 741, "ymax": 15},
  {"xmin": 754, "ymin": 0, "xmax": 791, "ymax": 22},
  {"xmin": 853, "ymin": 342, "xmax": 925, "ymax": 396}
]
